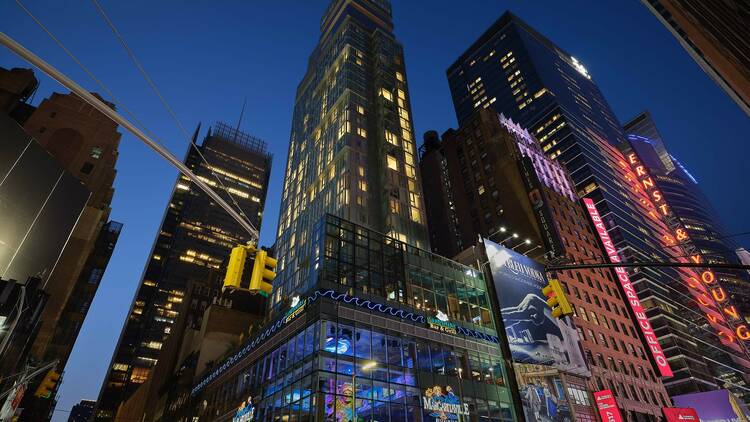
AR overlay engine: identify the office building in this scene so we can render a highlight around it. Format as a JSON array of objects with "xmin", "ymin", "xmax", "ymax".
[
  {"xmin": 0, "ymin": 66, "xmax": 38, "ymax": 124},
  {"xmin": 446, "ymin": 10, "xmax": 750, "ymax": 408},
  {"xmin": 641, "ymin": 0, "xmax": 750, "ymax": 116},
  {"xmin": 271, "ymin": 0, "xmax": 429, "ymax": 314},
  {"xmin": 21, "ymin": 91, "xmax": 122, "ymax": 377},
  {"xmin": 624, "ymin": 112, "xmax": 750, "ymax": 402},
  {"xmin": 189, "ymin": 214, "xmax": 516, "ymax": 422},
  {"xmin": 421, "ymin": 109, "xmax": 669, "ymax": 419},
  {"xmin": 96, "ymin": 123, "xmax": 272, "ymax": 420},
  {"xmin": 68, "ymin": 400, "xmax": 96, "ymax": 422},
  {"xmin": 182, "ymin": 2, "xmax": 520, "ymax": 421}
]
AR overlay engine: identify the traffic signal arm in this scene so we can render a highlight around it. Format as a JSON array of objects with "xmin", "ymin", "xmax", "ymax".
[{"xmin": 542, "ymin": 279, "xmax": 574, "ymax": 319}]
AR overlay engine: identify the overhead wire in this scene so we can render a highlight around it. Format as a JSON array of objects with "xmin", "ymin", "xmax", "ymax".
[{"xmin": 89, "ymin": 0, "xmax": 259, "ymax": 239}]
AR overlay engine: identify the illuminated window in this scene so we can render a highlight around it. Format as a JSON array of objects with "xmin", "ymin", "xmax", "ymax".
[
  {"xmin": 113, "ymin": 363, "xmax": 129, "ymax": 371},
  {"xmin": 130, "ymin": 367, "xmax": 150, "ymax": 384},
  {"xmin": 357, "ymin": 105, "xmax": 365, "ymax": 115},
  {"xmin": 90, "ymin": 146, "xmax": 103, "ymax": 159},
  {"xmin": 357, "ymin": 127, "xmax": 367, "ymax": 138},
  {"xmin": 396, "ymin": 72, "xmax": 404, "ymax": 82},
  {"xmin": 176, "ymin": 183, "xmax": 190, "ymax": 191},
  {"xmin": 386, "ymin": 155, "xmax": 398, "ymax": 170},
  {"xmin": 379, "ymin": 88, "xmax": 393, "ymax": 101}
]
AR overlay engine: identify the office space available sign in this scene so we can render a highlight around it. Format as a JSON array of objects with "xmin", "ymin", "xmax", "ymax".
[
  {"xmin": 582, "ymin": 198, "xmax": 673, "ymax": 378},
  {"xmin": 423, "ymin": 385, "xmax": 469, "ymax": 421},
  {"xmin": 594, "ymin": 390, "xmax": 623, "ymax": 422},
  {"xmin": 663, "ymin": 407, "xmax": 699, "ymax": 422}
]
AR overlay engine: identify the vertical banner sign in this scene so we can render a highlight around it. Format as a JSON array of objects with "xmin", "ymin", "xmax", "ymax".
[
  {"xmin": 662, "ymin": 408, "xmax": 699, "ymax": 422},
  {"xmin": 517, "ymin": 156, "xmax": 564, "ymax": 258},
  {"xmin": 594, "ymin": 390, "xmax": 623, "ymax": 422},
  {"xmin": 582, "ymin": 198, "xmax": 673, "ymax": 378}
]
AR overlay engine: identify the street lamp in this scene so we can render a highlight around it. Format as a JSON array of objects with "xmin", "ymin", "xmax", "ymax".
[{"xmin": 512, "ymin": 238, "xmax": 532, "ymax": 251}]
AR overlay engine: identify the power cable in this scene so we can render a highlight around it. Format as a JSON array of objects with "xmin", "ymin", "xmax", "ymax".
[{"xmin": 89, "ymin": 0, "xmax": 258, "ymax": 238}]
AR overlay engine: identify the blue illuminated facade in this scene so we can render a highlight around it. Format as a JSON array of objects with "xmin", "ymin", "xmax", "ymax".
[{"xmin": 188, "ymin": 214, "xmax": 517, "ymax": 421}]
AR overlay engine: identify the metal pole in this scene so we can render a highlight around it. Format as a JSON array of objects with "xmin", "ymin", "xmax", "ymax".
[{"xmin": 0, "ymin": 32, "xmax": 259, "ymax": 241}]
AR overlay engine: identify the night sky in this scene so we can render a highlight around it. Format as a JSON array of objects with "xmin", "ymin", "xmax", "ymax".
[{"xmin": 2, "ymin": 1, "xmax": 748, "ymax": 419}]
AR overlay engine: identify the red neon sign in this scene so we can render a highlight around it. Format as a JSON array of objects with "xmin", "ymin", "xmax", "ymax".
[
  {"xmin": 583, "ymin": 198, "xmax": 673, "ymax": 377},
  {"xmin": 594, "ymin": 390, "xmax": 624, "ymax": 422}
]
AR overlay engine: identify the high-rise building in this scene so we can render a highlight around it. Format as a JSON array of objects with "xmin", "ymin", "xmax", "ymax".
[
  {"xmin": 640, "ymin": 0, "xmax": 750, "ymax": 117},
  {"xmin": 181, "ymin": 2, "xmax": 519, "ymax": 421},
  {"xmin": 22, "ymin": 91, "xmax": 122, "ymax": 374},
  {"xmin": 624, "ymin": 112, "xmax": 750, "ymax": 402},
  {"xmin": 68, "ymin": 400, "xmax": 97, "ymax": 422},
  {"xmin": 271, "ymin": 0, "xmax": 429, "ymax": 313},
  {"xmin": 421, "ymin": 109, "xmax": 670, "ymax": 420},
  {"xmin": 446, "ymin": 11, "xmax": 750, "ymax": 408},
  {"xmin": 96, "ymin": 123, "xmax": 272, "ymax": 420}
]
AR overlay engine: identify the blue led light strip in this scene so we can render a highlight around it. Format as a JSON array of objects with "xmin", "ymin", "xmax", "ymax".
[{"xmin": 191, "ymin": 289, "xmax": 499, "ymax": 396}]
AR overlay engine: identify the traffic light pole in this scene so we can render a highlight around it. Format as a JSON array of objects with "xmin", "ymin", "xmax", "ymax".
[
  {"xmin": 0, "ymin": 31, "xmax": 259, "ymax": 242},
  {"xmin": 0, "ymin": 360, "xmax": 58, "ymax": 402},
  {"xmin": 546, "ymin": 261, "xmax": 750, "ymax": 272}
]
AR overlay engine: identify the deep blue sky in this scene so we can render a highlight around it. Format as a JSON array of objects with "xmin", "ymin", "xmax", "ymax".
[{"xmin": 2, "ymin": 1, "xmax": 749, "ymax": 419}]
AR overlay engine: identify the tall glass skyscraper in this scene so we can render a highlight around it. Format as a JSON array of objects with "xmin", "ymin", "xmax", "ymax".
[
  {"xmin": 272, "ymin": 0, "xmax": 429, "ymax": 313},
  {"xmin": 96, "ymin": 123, "xmax": 272, "ymax": 420},
  {"xmin": 446, "ymin": 11, "xmax": 750, "ymax": 413}
]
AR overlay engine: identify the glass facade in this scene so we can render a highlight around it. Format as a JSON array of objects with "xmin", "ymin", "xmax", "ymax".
[
  {"xmin": 191, "ymin": 214, "xmax": 516, "ymax": 421},
  {"xmin": 273, "ymin": 0, "xmax": 429, "ymax": 315}
]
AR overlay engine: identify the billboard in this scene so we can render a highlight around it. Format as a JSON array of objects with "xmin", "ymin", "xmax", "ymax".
[
  {"xmin": 594, "ymin": 390, "xmax": 623, "ymax": 422},
  {"xmin": 582, "ymin": 198, "xmax": 673, "ymax": 378},
  {"xmin": 484, "ymin": 238, "xmax": 587, "ymax": 374},
  {"xmin": 672, "ymin": 390, "xmax": 750, "ymax": 422},
  {"xmin": 662, "ymin": 407, "xmax": 699, "ymax": 422}
]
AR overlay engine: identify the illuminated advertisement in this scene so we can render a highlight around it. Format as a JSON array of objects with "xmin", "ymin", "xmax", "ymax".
[
  {"xmin": 662, "ymin": 407, "xmax": 699, "ymax": 422},
  {"xmin": 514, "ymin": 363, "xmax": 571, "ymax": 422},
  {"xmin": 582, "ymin": 198, "xmax": 673, "ymax": 378},
  {"xmin": 517, "ymin": 155, "xmax": 564, "ymax": 258},
  {"xmin": 593, "ymin": 390, "xmax": 623, "ymax": 422},
  {"xmin": 427, "ymin": 310, "xmax": 458, "ymax": 334},
  {"xmin": 422, "ymin": 385, "xmax": 469, "ymax": 421},
  {"xmin": 672, "ymin": 390, "xmax": 750, "ymax": 422},
  {"xmin": 485, "ymin": 239, "xmax": 588, "ymax": 375},
  {"xmin": 232, "ymin": 396, "xmax": 255, "ymax": 422},
  {"xmin": 621, "ymin": 151, "xmax": 750, "ymax": 348}
]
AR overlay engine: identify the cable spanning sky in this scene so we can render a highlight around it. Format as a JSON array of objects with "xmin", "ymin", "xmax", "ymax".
[{"xmin": 2, "ymin": 1, "xmax": 749, "ymax": 419}]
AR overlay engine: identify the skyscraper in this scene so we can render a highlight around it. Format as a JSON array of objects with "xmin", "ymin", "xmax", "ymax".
[
  {"xmin": 446, "ymin": 11, "xmax": 750, "ymax": 409},
  {"xmin": 96, "ymin": 123, "xmax": 271, "ymax": 420},
  {"xmin": 641, "ymin": 0, "xmax": 750, "ymax": 116},
  {"xmin": 182, "ymin": 2, "xmax": 519, "ymax": 421},
  {"xmin": 271, "ymin": 0, "xmax": 429, "ymax": 313},
  {"xmin": 420, "ymin": 109, "xmax": 670, "ymax": 420}
]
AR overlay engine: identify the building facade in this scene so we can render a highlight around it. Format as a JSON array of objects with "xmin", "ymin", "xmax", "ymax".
[
  {"xmin": 96, "ymin": 123, "xmax": 272, "ymax": 420},
  {"xmin": 445, "ymin": 10, "xmax": 750, "ymax": 409},
  {"xmin": 420, "ymin": 109, "xmax": 669, "ymax": 419},
  {"xmin": 272, "ymin": 0, "xmax": 429, "ymax": 314},
  {"xmin": 189, "ymin": 214, "xmax": 515, "ymax": 422},
  {"xmin": 641, "ymin": 0, "xmax": 750, "ymax": 116}
]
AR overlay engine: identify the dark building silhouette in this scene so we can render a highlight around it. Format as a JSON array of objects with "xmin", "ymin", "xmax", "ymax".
[
  {"xmin": 446, "ymin": 10, "xmax": 750, "ymax": 412},
  {"xmin": 641, "ymin": 0, "xmax": 750, "ymax": 116},
  {"xmin": 68, "ymin": 399, "xmax": 96, "ymax": 422},
  {"xmin": 96, "ymin": 123, "xmax": 271, "ymax": 420}
]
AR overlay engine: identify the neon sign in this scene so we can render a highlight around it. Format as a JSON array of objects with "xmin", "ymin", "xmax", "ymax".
[
  {"xmin": 427, "ymin": 310, "xmax": 458, "ymax": 334},
  {"xmin": 583, "ymin": 198, "xmax": 673, "ymax": 377},
  {"xmin": 623, "ymin": 151, "xmax": 750, "ymax": 350}
]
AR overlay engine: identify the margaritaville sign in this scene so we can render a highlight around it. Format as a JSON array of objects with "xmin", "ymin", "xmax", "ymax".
[
  {"xmin": 283, "ymin": 295, "xmax": 306, "ymax": 324},
  {"xmin": 427, "ymin": 310, "xmax": 458, "ymax": 335},
  {"xmin": 423, "ymin": 385, "xmax": 469, "ymax": 421}
]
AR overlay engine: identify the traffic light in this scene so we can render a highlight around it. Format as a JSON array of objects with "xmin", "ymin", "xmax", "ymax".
[
  {"xmin": 34, "ymin": 370, "xmax": 60, "ymax": 398},
  {"xmin": 249, "ymin": 249, "xmax": 277, "ymax": 297},
  {"xmin": 223, "ymin": 243, "xmax": 257, "ymax": 290},
  {"xmin": 542, "ymin": 278, "xmax": 573, "ymax": 318}
]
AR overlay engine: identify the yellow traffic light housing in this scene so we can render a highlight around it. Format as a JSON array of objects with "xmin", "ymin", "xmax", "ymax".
[
  {"xmin": 249, "ymin": 249, "xmax": 277, "ymax": 297},
  {"xmin": 542, "ymin": 278, "xmax": 574, "ymax": 319},
  {"xmin": 34, "ymin": 370, "xmax": 60, "ymax": 398},
  {"xmin": 223, "ymin": 243, "xmax": 257, "ymax": 290}
]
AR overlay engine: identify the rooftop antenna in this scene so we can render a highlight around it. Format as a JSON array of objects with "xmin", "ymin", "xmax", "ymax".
[{"xmin": 234, "ymin": 97, "xmax": 246, "ymax": 142}]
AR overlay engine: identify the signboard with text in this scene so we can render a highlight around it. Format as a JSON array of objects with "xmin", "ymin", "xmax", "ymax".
[
  {"xmin": 663, "ymin": 407, "xmax": 699, "ymax": 422},
  {"xmin": 582, "ymin": 198, "xmax": 673, "ymax": 378},
  {"xmin": 594, "ymin": 390, "xmax": 623, "ymax": 422}
]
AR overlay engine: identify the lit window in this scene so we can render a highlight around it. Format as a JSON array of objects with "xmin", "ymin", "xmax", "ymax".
[
  {"xmin": 130, "ymin": 367, "xmax": 150, "ymax": 383},
  {"xmin": 379, "ymin": 88, "xmax": 393, "ymax": 101},
  {"xmin": 385, "ymin": 130, "xmax": 398, "ymax": 145},
  {"xmin": 90, "ymin": 146, "xmax": 103, "ymax": 159},
  {"xmin": 396, "ymin": 72, "xmax": 404, "ymax": 82},
  {"xmin": 387, "ymin": 155, "xmax": 398, "ymax": 170},
  {"xmin": 357, "ymin": 105, "xmax": 365, "ymax": 115},
  {"xmin": 113, "ymin": 363, "xmax": 129, "ymax": 371}
]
